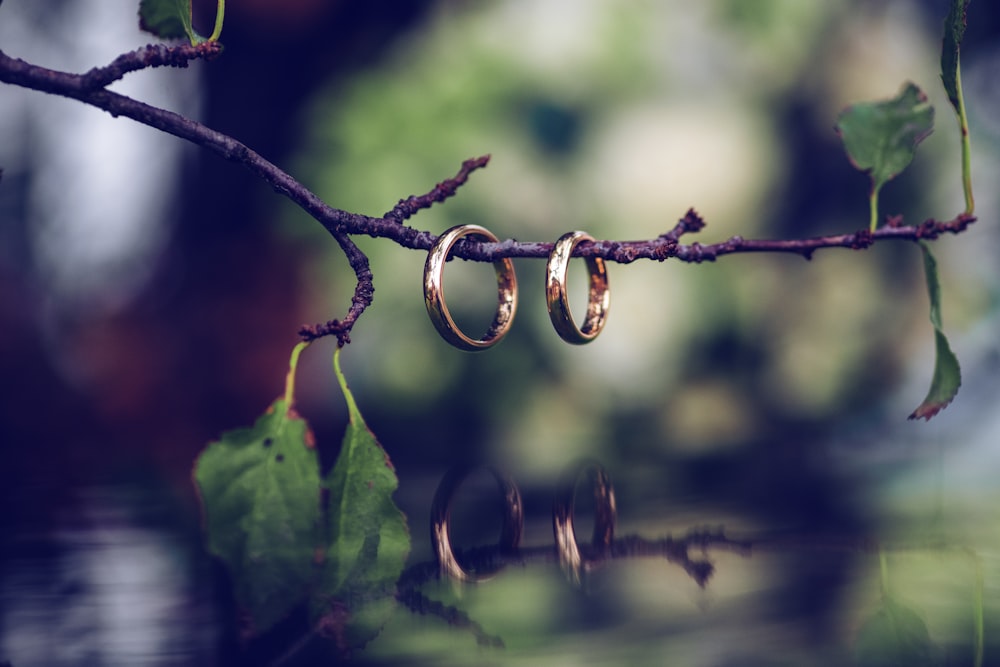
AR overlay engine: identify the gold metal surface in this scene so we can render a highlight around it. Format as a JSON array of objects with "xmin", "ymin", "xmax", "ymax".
[
  {"xmin": 545, "ymin": 231, "xmax": 610, "ymax": 344},
  {"xmin": 423, "ymin": 224, "xmax": 518, "ymax": 351}
]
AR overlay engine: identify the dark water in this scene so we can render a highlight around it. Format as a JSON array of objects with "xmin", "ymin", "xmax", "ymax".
[
  {"xmin": 1, "ymin": 487, "xmax": 218, "ymax": 667},
  {"xmin": 1, "ymin": 433, "xmax": 995, "ymax": 667}
]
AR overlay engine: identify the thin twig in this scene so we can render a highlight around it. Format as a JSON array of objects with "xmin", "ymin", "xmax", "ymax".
[{"xmin": 384, "ymin": 155, "xmax": 492, "ymax": 222}]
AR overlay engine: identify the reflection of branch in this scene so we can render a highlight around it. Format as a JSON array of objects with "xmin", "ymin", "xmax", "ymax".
[
  {"xmin": 397, "ymin": 588, "xmax": 506, "ymax": 648},
  {"xmin": 0, "ymin": 44, "xmax": 977, "ymax": 344},
  {"xmin": 399, "ymin": 527, "xmax": 752, "ymax": 592},
  {"xmin": 395, "ymin": 527, "xmax": 752, "ymax": 647}
]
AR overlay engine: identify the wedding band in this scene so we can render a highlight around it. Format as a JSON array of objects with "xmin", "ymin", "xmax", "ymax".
[
  {"xmin": 430, "ymin": 463, "xmax": 524, "ymax": 583},
  {"xmin": 424, "ymin": 225, "xmax": 518, "ymax": 351},
  {"xmin": 552, "ymin": 460, "xmax": 616, "ymax": 585},
  {"xmin": 545, "ymin": 231, "xmax": 610, "ymax": 344}
]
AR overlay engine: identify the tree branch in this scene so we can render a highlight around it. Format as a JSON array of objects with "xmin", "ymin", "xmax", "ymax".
[
  {"xmin": 0, "ymin": 44, "xmax": 977, "ymax": 344},
  {"xmin": 80, "ymin": 41, "xmax": 224, "ymax": 88}
]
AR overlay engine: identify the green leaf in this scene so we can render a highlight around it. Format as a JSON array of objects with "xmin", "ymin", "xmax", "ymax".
[
  {"xmin": 855, "ymin": 597, "xmax": 938, "ymax": 667},
  {"xmin": 139, "ymin": 0, "xmax": 202, "ymax": 44},
  {"xmin": 194, "ymin": 345, "xmax": 322, "ymax": 635},
  {"xmin": 195, "ymin": 399, "xmax": 322, "ymax": 633},
  {"xmin": 910, "ymin": 242, "xmax": 961, "ymax": 420},
  {"xmin": 941, "ymin": 0, "xmax": 971, "ymax": 112},
  {"xmin": 836, "ymin": 82, "xmax": 935, "ymax": 189},
  {"xmin": 312, "ymin": 349, "xmax": 410, "ymax": 651},
  {"xmin": 835, "ymin": 82, "xmax": 934, "ymax": 231}
]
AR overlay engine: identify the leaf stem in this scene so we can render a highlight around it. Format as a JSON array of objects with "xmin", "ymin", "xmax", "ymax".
[
  {"xmin": 333, "ymin": 347, "xmax": 361, "ymax": 423},
  {"xmin": 182, "ymin": 0, "xmax": 199, "ymax": 46},
  {"xmin": 868, "ymin": 188, "xmax": 880, "ymax": 232},
  {"xmin": 284, "ymin": 340, "xmax": 311, "ymax": 407},
  {"xmin": 209, "ymin": 0, "xmax": 226, "ymax": 43},
  {"xmin": 953, "ymin": 64, "xmax": 975, "ymax": 215}
]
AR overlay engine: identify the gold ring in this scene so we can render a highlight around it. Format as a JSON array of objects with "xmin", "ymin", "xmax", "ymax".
[
  {"xmin": 552, "ymin": 460, "xmax": 616, "ymax": 585},
  {"xmin": 545, "ymin": 231, "xmax": 610, "ymax": 344},
  {"xmin": 424, "ymin": 225, "xmax": 518, "ymax": 351},
  {"xmin": 430, "ymin": 463, "xmax": 523, "ymax": 583}
]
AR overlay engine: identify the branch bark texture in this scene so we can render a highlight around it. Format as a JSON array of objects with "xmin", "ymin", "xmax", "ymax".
[{"xmin": 0, "ymin": 44, "xmax": 976, "ymax": 344}]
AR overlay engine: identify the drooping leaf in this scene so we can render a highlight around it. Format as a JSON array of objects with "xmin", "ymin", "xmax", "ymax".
[
  {"xmin": 941, "ymin": 0, "xmax": 971, "ymax": 112},
  {"xmin": 836, "ymin": 83, "xmax": 934, "ymax": 230},
  {"xmin": 139, "ymin": 0, "xmax": 201, "ymax": 44},
  {"xmin": 855, "ymin": 597, "xmax": 938, "ymax": 667},
  {"xmin": 194, "ymin": 343, "xmax": 322, "ymax": 635},
  {"xmin": 910, "ymin": 242, "xmax": 961, "ymax": 420},
  {"xmin": 312, "ymin": 348, "xmax": 410, "ymax": 651}
]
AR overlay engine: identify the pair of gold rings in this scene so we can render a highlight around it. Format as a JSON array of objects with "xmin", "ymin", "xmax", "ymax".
[
  {"xmin": 429, "ymin": 461, "xmax": 616, "ymax": 585},
  {"xmin": 423, "ymin": 225, "xmax": 610, "ymax": 351}
]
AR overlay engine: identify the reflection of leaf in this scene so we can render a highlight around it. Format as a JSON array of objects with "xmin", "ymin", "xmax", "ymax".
[
  {"xmin": 856, "ymin": 597, "xmax": 937, "ymax": 667},
  {"xmin": 312, "ymin": 349, "xmax": 410, "ymax": 651},
  {"xmin": 836, "ymin": 83, "xmax": 934, "ymax": 231},
  {"xmin": 910, "ymin": 242, "xmax": 961, "ymax": 420},
  {"xmin": 194, "ymin": 398, "xmax": 322, "ymax": 634},
  {"xmin": 941, "ymin": 0, "xmax": 971, "ymax": 112}
]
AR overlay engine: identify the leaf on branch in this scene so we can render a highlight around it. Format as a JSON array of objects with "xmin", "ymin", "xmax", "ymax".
[
  {"xmin": 836, "ymin": 82, "xmax": 935, "ymax": 189},
  {"xmin": 855, "ymin": 596, "xmax": 937, "ymax": 667},
  {"xmin": 193, "ymin": 396, "xmax": 323, "ymax": 635},
  {"xmin": 910, "ymin": 242, "xmax": 961, "ymax": 420},
  {"xmin": 941, "ymin": 0, "xmax": 971, "ymax": 112},
  {"xmin": 836, "ymin": 82, "xmax": 934, "ymax": 230},
  {"xmin": 312, "ymin": 348, "xmax": 410, "ymax": 652},
  {"xmin": 139, "ymin": 0, "xmax": 203, "ymax": 44}
]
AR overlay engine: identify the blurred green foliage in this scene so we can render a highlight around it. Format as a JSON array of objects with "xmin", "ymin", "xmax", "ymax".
[
  {"xmin": 284, "ymin": 0, "xmax": 967, "ymax": 467},
  {"xmin": 266, "ymin": 1, "xmax": 993, "ymax": 662}
]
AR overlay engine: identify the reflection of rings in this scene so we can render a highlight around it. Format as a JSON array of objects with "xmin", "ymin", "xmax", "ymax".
[
  {"xmin": 552, "ymin": 460, "xmax": 616, "ymax": 585},
  {"xmin": 545, "ymin": 231, "xmax": 610, "ymax": 344},
  {"xmin": 430, "ymin": 463, "xmax": 524, "ymax": 583},
  {"xmin": 424, "ymin": 225, "xmax": 518, "ymax": 351}
]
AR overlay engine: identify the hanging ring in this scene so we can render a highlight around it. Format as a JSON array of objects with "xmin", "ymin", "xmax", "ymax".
[
  {"xmin": 430, "ymin": 463, "xmax": 524, "ymax": 583},
  {"xmin": 552, "ymin": 460, "xmax": 616, "ymax": 585},
  {"xmin": 545, "ymin": 231, "xmax": 610, "ymax": 344},
  {"xmin": 424, "ymin": 224, "xmax": 518, "ymax": 351}
]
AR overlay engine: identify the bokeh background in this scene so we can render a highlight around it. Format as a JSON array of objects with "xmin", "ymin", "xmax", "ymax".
[{"xmin": 1, "ymin": 0, "xmax": 1000, "ymax": 664}]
